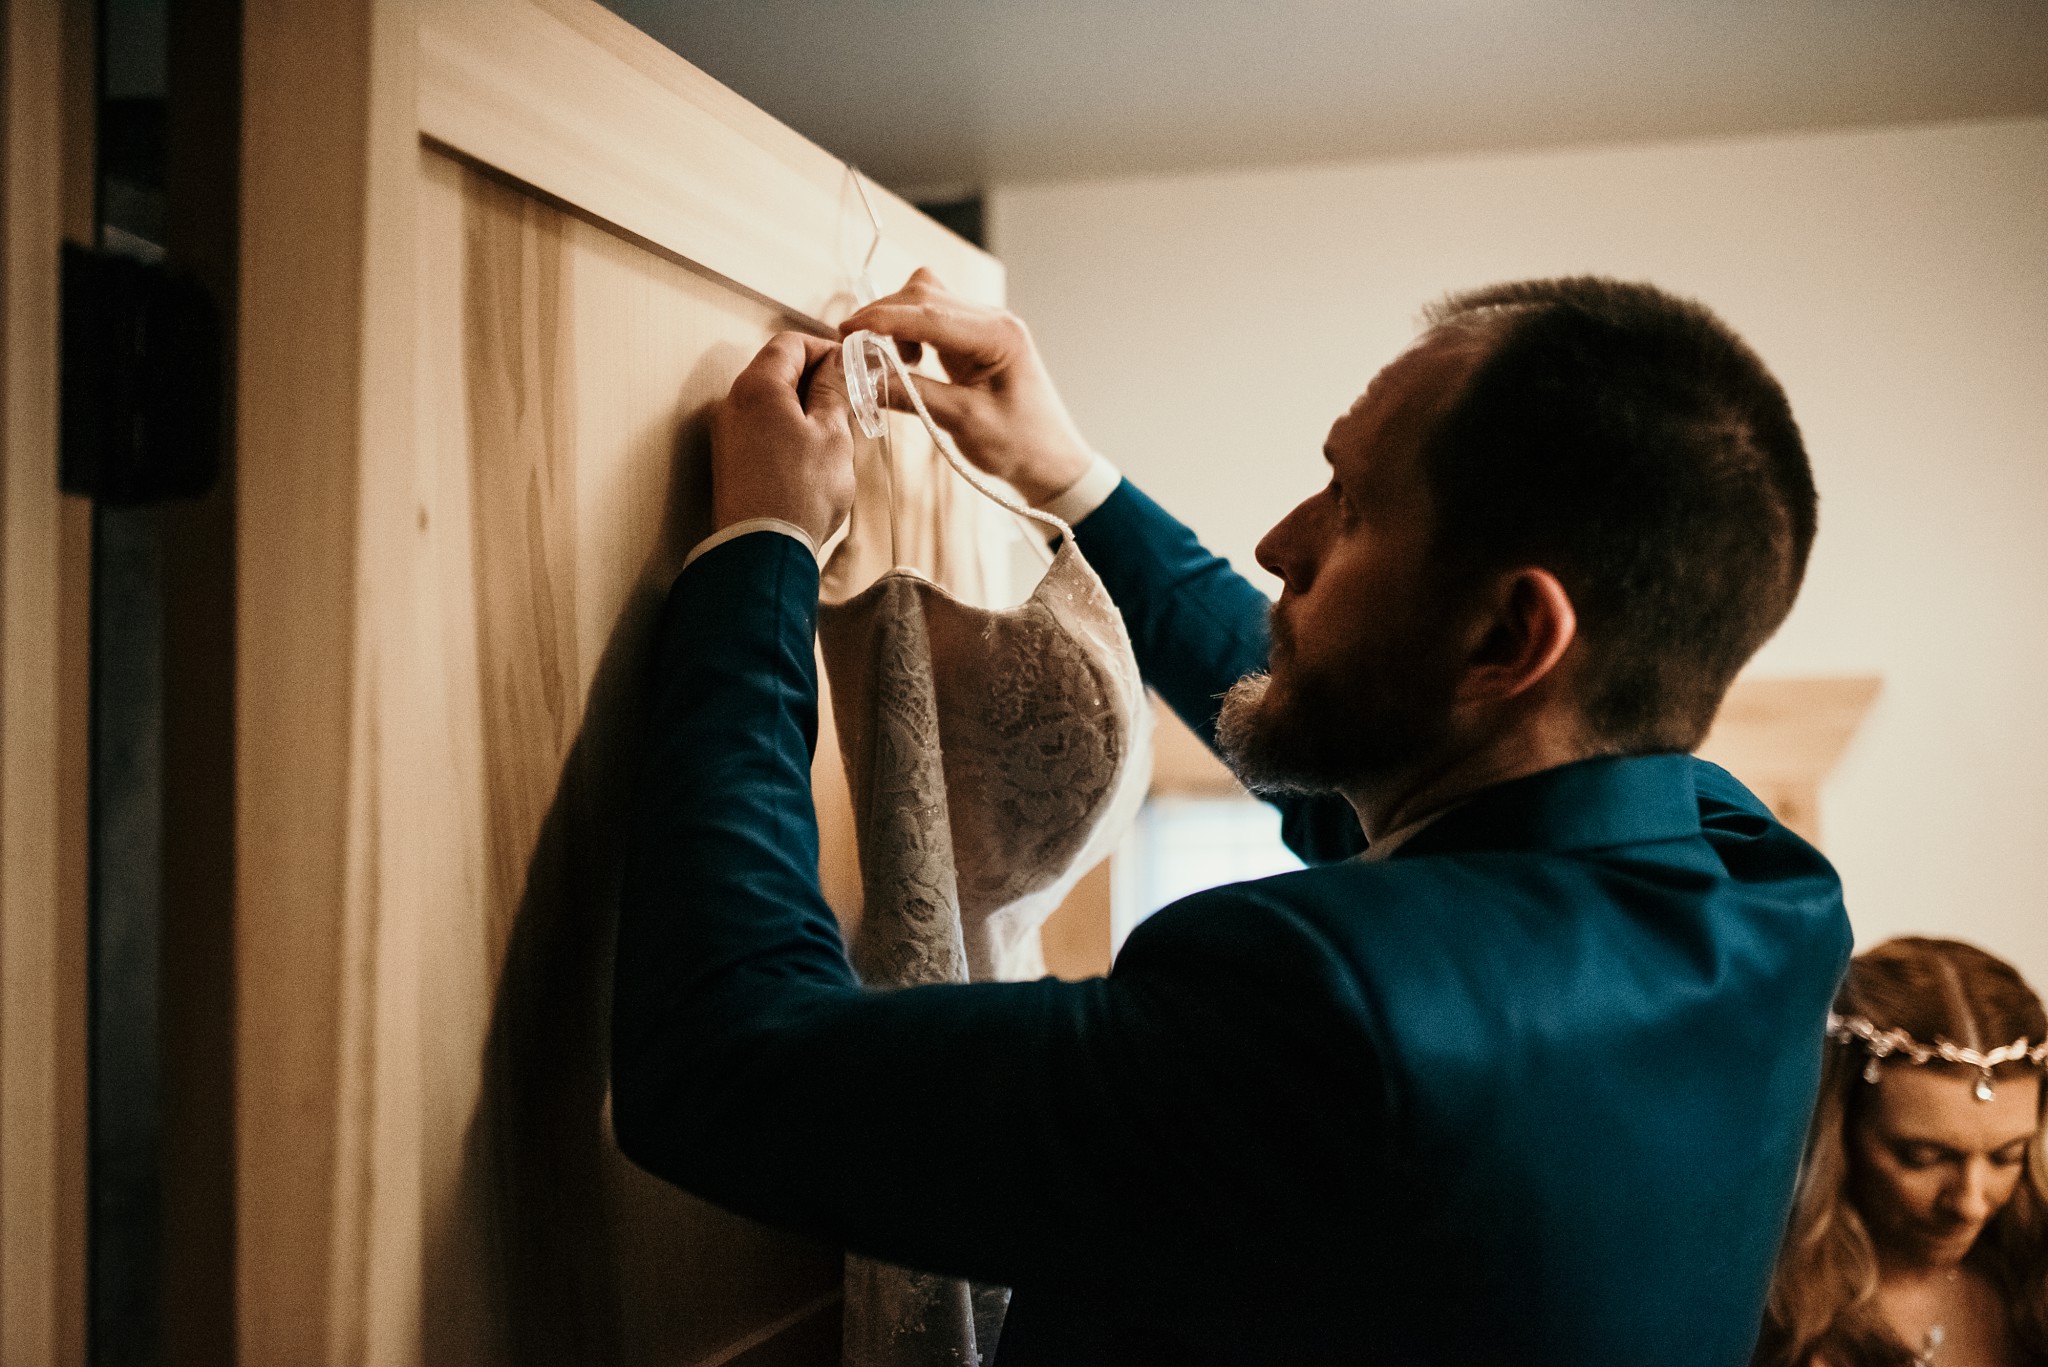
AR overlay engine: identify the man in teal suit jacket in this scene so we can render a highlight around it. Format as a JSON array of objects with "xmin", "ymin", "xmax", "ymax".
[{"xmin": 611, "ymin": 274, "xmax": 1852, "ymax": 1364}]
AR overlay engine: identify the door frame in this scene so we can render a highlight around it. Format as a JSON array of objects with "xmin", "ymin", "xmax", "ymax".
[{"xmin": 1, "ymin": 0, "xmax": 93, "ymax": 1362}]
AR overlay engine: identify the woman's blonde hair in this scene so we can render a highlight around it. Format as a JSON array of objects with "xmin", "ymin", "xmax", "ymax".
[{"xmin": 1753, "ymin": 937, "xmax": 2048, "ymax": 1367}]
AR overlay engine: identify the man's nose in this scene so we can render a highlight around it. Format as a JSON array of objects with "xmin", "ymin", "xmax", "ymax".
[{"xmin": 1257, "ymin": 501, "xmax": 1313, "ymax": 592}]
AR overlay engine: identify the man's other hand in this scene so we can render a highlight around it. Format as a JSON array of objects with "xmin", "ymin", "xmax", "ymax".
[
  {"xmin": 840, "ymin": 269, "xmax": 1094, "ymax": 507},
  {"xmin": 711, "ymin": 332, "xmax": 857, "ymax": 546}
]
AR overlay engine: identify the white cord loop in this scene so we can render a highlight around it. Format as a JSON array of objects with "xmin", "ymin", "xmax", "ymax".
[{"xmin": 842, "ymin": 329, "xmax": 1071, "ymax": 548}]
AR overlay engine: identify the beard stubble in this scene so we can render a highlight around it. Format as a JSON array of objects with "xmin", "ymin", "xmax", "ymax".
[{"xmin": 1214, "ymin": 604, "xmax": 1460, "ymax": 797}]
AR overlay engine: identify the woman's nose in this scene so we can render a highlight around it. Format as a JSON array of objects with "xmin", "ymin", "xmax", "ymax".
[{"xmin": 1944, "ymin": 1161, "xmax": 1997, "ymax": 1223}]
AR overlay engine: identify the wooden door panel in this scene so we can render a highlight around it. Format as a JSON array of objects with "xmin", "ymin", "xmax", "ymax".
[
  {"xmin": 409, "ymin": 121, "xmax": 1006, "ymax": 1360},
  {"xmin": 417, "ymin": 0, "xmax": 1000, "ymax": 329},
  {"xmin": 415, "ymin": 149, "xmax": 849, "ymax": 1364},
  {"xmin": 240, "ymin": 2, "xmax": 1003, "ymax": 1360}
]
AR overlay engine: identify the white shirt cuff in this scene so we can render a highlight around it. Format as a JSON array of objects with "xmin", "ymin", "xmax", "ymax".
[
  {"xmin": 682, "ymin": 517, "xmax": 821, "ymax": 571},
  {"xmin": 1038, "ymin": 453, "xmax": 1123, "ymax": 526}
]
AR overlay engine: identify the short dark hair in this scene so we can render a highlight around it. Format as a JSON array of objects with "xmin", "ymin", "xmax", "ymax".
[{"xmin": 1420, "ymin": 277, "xmax": 1817, "ymax": 752}]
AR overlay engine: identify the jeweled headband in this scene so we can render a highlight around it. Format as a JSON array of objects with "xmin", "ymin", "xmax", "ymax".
[{"xmin": 1829, "ymin": 1012, "xmax": 2048, "ymax": 1101}]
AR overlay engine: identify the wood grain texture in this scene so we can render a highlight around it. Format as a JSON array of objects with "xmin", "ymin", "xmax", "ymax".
[
  {"xmin": 236, "ymin": 0, "xmax": 424, "ymax": 1360},
  {"xmin": 52, "ymin": 3, "xmax": 92, "ymax": 1358},
  {"xmin": 1697, "ymin": 675, "xmax": 1881, "ymax": 846},
  {"xmin": 409, "ymin": 149, "xmax": 991, "ymax": 1364},
  {"xmin": 238, "ymin": 2, "xmax": 1005, "ymax": 1358},
  {"xmin": 0, "ymin": 0, "xmax": 83, "ymax": 1360},
  {"xmin": 417, "ymin": 0, "xmax": 1002, "ymax": 329}
]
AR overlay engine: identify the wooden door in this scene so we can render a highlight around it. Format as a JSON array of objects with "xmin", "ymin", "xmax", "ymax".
[
  {"xmin": 236, "ymin": 3, "xmax": 1004, "ymax": 1362},
  {"xmin": 1, "ymin": 0, "xmax": 93, "ymax": 1360}
]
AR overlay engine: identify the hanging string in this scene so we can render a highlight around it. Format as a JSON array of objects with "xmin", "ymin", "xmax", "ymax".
[
  {"xmin": 877, "ymin": 340, "xmax": 900, "ymax": 568},
  {"xmin": 848, "ymin": 165, "xmax": 884, "ymax": 305}
]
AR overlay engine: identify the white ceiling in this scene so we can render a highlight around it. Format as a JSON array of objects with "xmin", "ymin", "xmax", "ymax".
[{"xmin": 602, "ymin": 0, "xmax": 2048, "ymax": 197}]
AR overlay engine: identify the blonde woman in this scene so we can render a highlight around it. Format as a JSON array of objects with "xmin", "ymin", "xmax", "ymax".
[{"xmin": 1758, "ymin": 937, "xmax": 2048, "ymax": 1366}]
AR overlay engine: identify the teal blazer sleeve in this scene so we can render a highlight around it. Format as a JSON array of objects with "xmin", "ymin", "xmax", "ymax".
[
  {"xmin": 611, "ymin": 532, "xmax": 1382, "ymax": 1307},
  {"xmin": 612, "ymin": 507, "xmax": 1852, "ymax": 1366},
  {"xmin": 1065, "ymin": 479, "xmax": 1366, "ymax": 863}
]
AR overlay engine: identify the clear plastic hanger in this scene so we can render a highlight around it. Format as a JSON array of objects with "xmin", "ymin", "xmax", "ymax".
[
  {"xmin": 842, "ymin": 164, "xmax": 1061, "ymax": 570},
  {"xmin": 844, "ymin": 165, "xmax": 903, "ymax": 563},
  {"xmin": 844, "ymin": 329, "xmax": 1066, "ymax": 556}
]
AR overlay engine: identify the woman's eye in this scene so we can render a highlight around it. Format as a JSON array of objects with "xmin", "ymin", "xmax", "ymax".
[{"xmin": 1894, "ymin": 1146, "xmax": 1944, "ymax": 1169}]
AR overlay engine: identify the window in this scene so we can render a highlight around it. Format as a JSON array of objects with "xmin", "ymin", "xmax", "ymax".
[{"xmin": 1111, "ymin": 795, "xmax": 1303, "ymax": 953}]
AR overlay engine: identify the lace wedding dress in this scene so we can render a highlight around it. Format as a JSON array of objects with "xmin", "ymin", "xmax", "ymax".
[{"xmin": 817, "ymin": 334, "xmax": 1152, "ymax": 1367}]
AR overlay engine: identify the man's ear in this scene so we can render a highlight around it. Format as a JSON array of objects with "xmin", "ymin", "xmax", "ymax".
[{"xmin": 1458, "ymin": 567, "xmax": 1577, "ymax": 703}]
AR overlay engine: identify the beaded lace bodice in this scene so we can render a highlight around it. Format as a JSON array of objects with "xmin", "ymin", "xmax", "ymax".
[{"xmin": 816, "ymin": 335, "xmax": 1152, "ymax": 1367}]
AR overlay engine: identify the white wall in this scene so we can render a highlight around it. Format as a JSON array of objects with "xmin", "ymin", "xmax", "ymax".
[{"xmin": 989, "ymin": 117, "xmax": 2048, "ymax": 989}]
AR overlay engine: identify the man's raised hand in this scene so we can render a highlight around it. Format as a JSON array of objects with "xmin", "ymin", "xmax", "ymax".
[
  {"xmin": 710, "ymin": 332, "xmax": 857, "ymax": 546},
  {"xmin": 839, "ymin": 269, "xmax": 1095, "ymax": 507}
]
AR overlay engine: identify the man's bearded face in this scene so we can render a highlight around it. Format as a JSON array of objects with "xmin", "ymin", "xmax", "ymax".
[
  {"xmin": 1214, "ymin": 586, "xmax": 1463, "ymax": 796},
  {"xmin": 1212, "ymin": 330, "xmax": 1494, "ymax": 799}
]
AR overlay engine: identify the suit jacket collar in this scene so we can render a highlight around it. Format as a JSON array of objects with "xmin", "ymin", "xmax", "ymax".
[{"xmin": 1386, "ymin": 752, "xmax": 1699, "ymax": 861}]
